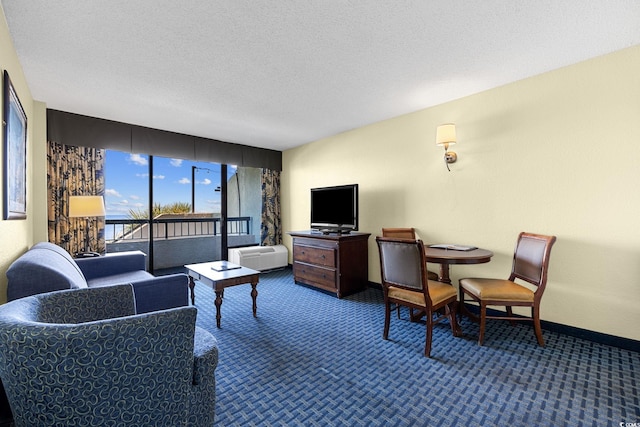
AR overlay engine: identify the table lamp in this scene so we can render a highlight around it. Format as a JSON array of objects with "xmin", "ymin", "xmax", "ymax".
[{"xmin": 69, "ymin": 195, "xmax": 106, "ymax": 256}]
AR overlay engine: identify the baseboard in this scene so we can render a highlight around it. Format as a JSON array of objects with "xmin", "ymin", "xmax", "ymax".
[
  {"xmin": 540, "ymin": 318, "xmax": 640, "ymax": 352},
  {"xmin": 365, "ymin": 282, "xmax": 639, "ymax": 353},
  {"xmin": 367, "ymin": 281, "xmax": 381, "ymax": 290},
  {"xmin": 464, "ymin": 303, "xmax": 640, "ymax": 353}
]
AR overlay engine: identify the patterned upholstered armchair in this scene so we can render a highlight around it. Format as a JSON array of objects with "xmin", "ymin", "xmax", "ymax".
[{"xmin": 0, "ymin": 284, "xmax": 218, "ymax": 427}]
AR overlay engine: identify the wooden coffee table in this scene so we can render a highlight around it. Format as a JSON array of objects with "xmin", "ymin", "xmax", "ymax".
[{"xmin": 184, "ymin": 261, "xmax": 260, "ymax": 328}]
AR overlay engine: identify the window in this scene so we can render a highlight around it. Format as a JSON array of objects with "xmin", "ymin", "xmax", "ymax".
[{"xmin": 105, "ymin": 150, "xmax": 262, "ymax": 271}]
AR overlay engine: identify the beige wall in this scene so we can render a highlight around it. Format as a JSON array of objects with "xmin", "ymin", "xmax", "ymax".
[
  {"xmin": 282, "ymin": 45, "xmax": 640, "ymax": 341},
  {"xmin": 0, "ymin": 8, "xmax": 48, "ymax": 303}
]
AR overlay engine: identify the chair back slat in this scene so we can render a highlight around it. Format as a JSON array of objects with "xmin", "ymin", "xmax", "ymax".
[
  {"xmin": 381, "ymin": 228, "xmax": 416, "ymax": 240},
  {"xmin": 377, "ymin": 238, "xmax": 424, "ymax": 291},
  {"xmin": 511, "ymin": 232, "xmax": 556, "ymax": 288}
]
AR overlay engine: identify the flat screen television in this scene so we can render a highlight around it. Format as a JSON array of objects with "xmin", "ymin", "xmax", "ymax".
[{"xmin": 310, "ymin": 184, "xmax": 358, "ymax": 233}]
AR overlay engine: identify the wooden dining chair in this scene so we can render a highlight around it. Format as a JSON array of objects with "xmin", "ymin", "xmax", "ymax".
[
  {"xmin": 376, "ymin": 237, "xmax": 460, "ymax": 357},
  {"xmin": 381, "ymin": 228, "xmax": 439, "ymax": 280},
  {"xmin": 382, "ymin": 228, "xmax": 439, "ymax": 319},
  {"xmin": 458, "ymin": 232, "xmax": 556, "ymax": 346}
]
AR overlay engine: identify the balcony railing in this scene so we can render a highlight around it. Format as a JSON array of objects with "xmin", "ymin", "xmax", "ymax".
[{"xmin": 106, "ymin": 216, "xmax": 251, "ymax": 242}]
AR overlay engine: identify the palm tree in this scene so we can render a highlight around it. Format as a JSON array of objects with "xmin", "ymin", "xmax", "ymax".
[
  {"xmin": 117, "ymin": 202, "xmax": 193, "ymax": 239},
  {"xmin": 128, "ymin": 202, "xmax": 192, "ymax": 219}
]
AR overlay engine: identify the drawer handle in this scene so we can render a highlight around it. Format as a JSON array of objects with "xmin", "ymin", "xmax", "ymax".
[{"xmin": 321, "ymin": 254, "xmax": 325, "ymax": 259}]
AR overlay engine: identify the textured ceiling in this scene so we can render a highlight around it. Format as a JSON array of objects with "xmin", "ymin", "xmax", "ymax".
[{"xmin": 2, "ymin": 1, "xmax": 640, "ymax": 151}]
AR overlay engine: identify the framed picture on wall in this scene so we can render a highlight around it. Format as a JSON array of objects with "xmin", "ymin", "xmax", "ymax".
[{"xmin": 3, "ymin": 70, "xmax": 27, "ymax": 220}]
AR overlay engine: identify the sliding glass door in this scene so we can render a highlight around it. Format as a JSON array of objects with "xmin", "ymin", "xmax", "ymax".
[
  {"xmin": 103, "ymin": 150, "xmax": 151, "ymax": 259},
  {"xmin": 227, "ymin": 166, "xmax": 262, "ymax": 248},
  {"xmin": 105, "ymin": 150, "xmax": 225, "ymax": 272},
  {"xmin": 105, "ymin": 149, "xmax": 269, "ymax": 272},
  {"xmin": 149, "ymin": 156, "xmax": 223, "ymax": 271}
]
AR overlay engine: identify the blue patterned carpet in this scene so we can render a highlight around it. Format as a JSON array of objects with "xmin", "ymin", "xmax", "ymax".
[{"xmin": 190, "ymin": 267, "xmax": 640, "ymax": 426}]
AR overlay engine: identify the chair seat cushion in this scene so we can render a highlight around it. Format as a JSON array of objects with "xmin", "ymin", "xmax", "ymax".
[
  {"xmin": 459, "ymin": 278, "xmax": 534, "ymax": 302},
  {"xmin": 388, "ymin": 280, "xmax": 456, "ymax": 306}
]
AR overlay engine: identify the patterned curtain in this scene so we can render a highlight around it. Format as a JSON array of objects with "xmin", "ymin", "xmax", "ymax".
[
  {"xmin": 47, "ymin": 141, "xmax": 106, "ymax": 255},
  {"xmin": 260, "ymin": 168, "xmax": 281, "ymax": 246}
]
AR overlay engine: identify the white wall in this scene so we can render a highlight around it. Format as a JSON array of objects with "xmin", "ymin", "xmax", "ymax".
[{"xmin": 282, "ymin": 45, "xmax": 640, "ymax": 341}]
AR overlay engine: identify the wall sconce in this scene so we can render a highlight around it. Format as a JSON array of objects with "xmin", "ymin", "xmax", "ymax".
[
  {"xmin": 69, "ymin": 195, "xmax": 106, "ymax": 256},
  {"xmin": 436, "ymin": 123, "xmax": 457, "ymax": 171}
]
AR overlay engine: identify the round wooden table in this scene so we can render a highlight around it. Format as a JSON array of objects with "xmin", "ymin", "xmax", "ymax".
[{"xmin": 424, "ymin": 246, "xmax": 494, "ymax": 284}]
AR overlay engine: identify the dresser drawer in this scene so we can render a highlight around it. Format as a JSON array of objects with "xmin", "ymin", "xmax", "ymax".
[
  {"xmin": 293, "ymin": 244, "xmax": 336, "ymax": 268},
  {"xmin": 293, "ymin": 262, "xmax": 336, "ymax": 289}
]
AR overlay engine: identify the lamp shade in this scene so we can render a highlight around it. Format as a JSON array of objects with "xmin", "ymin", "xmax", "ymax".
[
  {"xmin": 69, "ymin": 196, "xmax": 106, "ymax": 218},
  {"xmin": 436, "ymin": 124, "xmax": 457, "ymax": 146}
]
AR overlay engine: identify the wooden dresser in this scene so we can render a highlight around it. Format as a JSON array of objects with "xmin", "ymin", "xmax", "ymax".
[{"xmin": 288, "ymin": 231, "xmax": 370, "ymax": 298}]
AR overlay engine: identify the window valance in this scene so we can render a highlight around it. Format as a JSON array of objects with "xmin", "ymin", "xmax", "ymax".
[{"xmin": 46, "ymin": 109, "xmax": 282, "ymax": 171}]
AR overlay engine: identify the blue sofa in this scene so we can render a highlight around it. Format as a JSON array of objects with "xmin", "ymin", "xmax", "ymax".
[
  {"xmin": 0, "ymin": 284, "xmax": 218, "ymax": 426},
  {"xmin": 6, "ymin": 242, "xmax": 188, "ymax": 314}
]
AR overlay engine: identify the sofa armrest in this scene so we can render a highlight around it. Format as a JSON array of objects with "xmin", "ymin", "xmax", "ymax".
[
  {"xmin": 192, "ymin": 327, "xmax": 219, "ymax": 383},
  {"xmin": 188, "ymin": 326, "xmax": 219, "ymax": 426},
  {"xmin": 75, "ymin": 251, "xmax": 146, "ymax": 281},
  {"xmin": 130, "ymin": 273, "xmax": 189, "ymax": 314}
]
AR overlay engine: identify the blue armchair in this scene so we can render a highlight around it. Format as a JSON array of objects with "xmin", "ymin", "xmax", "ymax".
[
  {"xmin": 6, "ymin": 242, "xmax": 188, "ymax": 314},
  {"xmin": 0, "ymin": 285, "xmax": 218, "ymax": 427}
]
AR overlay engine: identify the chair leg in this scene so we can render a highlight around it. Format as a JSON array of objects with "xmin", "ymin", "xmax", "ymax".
[
  {"xmin": 506, "ymin": 306, "xmax": 516, "ymax": 326},
  {"xmin": 383, "ymin": 302, "xmax": 391, "ymax": 340},
  {"xmin": 447, "ymin": 302, "xmax": 462, "ymax": 337},
  {"xmin": 458, "ymin": 288, "xmax": 478, "ymax": 322},
  {"xmin": 532, "ymin": 305, "xmax": 545, "ymax": 347},
  {"xmin": 478, "ymin": 304, "xmax": 486, "ymax": 346},
  {"xmin": 424, "ymin": 311, "xmax": 433, "ymax": 358}
]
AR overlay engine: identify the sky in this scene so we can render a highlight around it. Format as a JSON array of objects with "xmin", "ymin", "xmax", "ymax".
[{"xmin": 104, "ymin": 150, "xmax": 236, "ymax": 217}]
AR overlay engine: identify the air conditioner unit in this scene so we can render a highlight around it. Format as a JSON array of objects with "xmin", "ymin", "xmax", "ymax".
[{"xmin": 228, "ymin": 245, "xmax": 288, "ymax": 271}]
